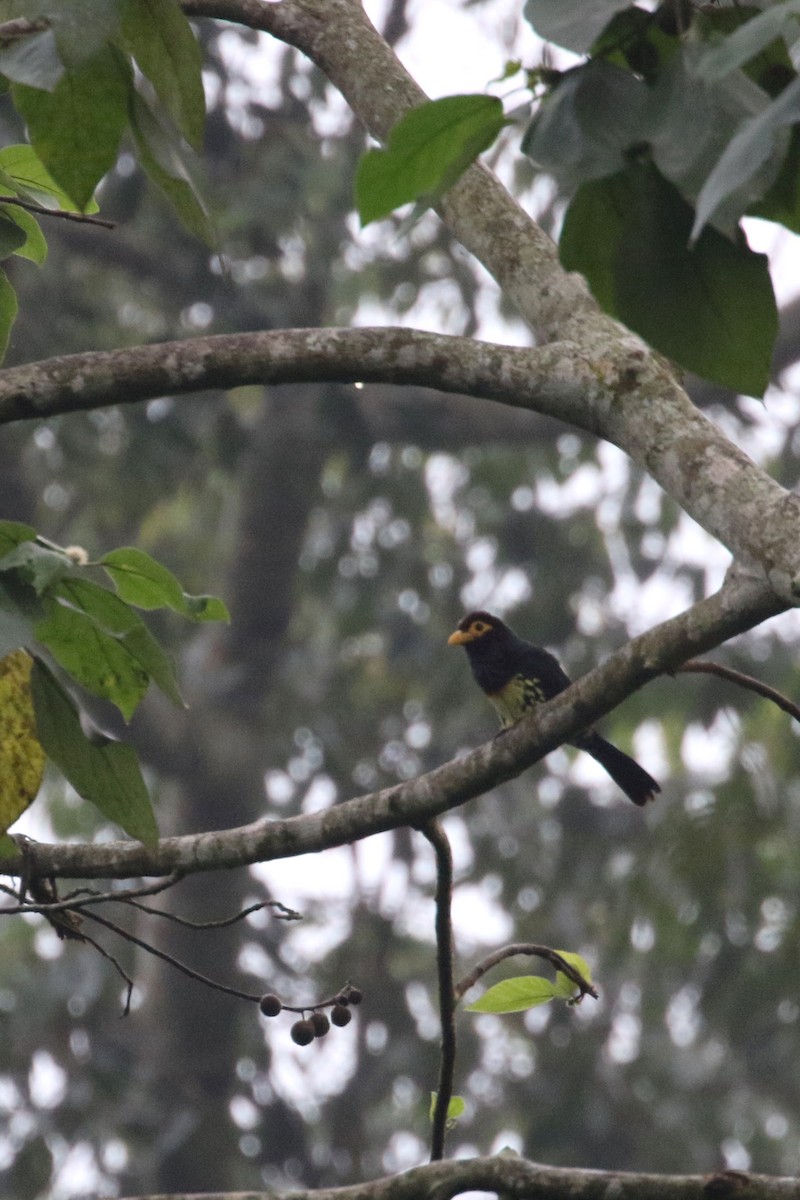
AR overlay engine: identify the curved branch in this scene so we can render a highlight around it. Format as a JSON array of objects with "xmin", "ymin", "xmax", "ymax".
[
  {"xmin": 455, "ymin": 943, "xmax": 597, "ymax": 1004},
  {"xmin": 2, "ymin": 572, "xmax": 784, "ymax": 882},
  {"xmin": 118, "ymin": 1151, "xmax": 800, "ymax": 1200},
  {"xmin": 679, "ymin": 660, "xmax": 800, "ymax": 723}
]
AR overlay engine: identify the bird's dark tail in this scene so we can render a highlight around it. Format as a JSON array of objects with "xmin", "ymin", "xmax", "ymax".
[{"xmin": 574, "ymin": 731, "xmax": 660, "ymax": 807}]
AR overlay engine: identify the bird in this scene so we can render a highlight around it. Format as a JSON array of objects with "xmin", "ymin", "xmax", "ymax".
[{"xmin": 447, "ymin": 610, "xmax": 659, "ymax": 806}]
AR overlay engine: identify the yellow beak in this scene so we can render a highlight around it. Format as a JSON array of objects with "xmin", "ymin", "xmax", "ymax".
[{"xmin": 447, "ymin": 629, "xmax": 470, "ymax": 645}]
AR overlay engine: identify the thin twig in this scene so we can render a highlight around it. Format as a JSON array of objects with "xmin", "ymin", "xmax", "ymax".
[
  {"xmin": 123, "ymin": 896, "xmax": 301, "ymax": 927},
  {"xmin": 80, "ymin": 908, "xmax": 263, "ymax": 1004},
  {"xmin": 75, "ymin": 928, "xmax": 135, "ymax": 1016},
  {"xmin": 678, "ymin": 659, "xmax": 800, "ymax": 723},
  {"xmin": 455, "ymin": 943, "xmax": 598, "ymax": 1004},
  {"xmin": 0, "ymin": 195, "xmax": 116, "ymax": 229},
  {"xmin": 0, "ymin": 873, "xmax": 183, "ymax": 916},
  {"xmin": 417, "ymin": 819, "xmax": 456, "ymax": 1163}
]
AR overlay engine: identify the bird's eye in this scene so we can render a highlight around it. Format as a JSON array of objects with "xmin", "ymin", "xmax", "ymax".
[{"xmin": 473, "ymin": 622, "xmax": 486, "ymax": 632}]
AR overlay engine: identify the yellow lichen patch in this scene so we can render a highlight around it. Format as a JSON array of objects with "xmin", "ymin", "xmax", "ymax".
[{"xmin": 0, "ymin": 649, "xmax": 45, "ymax": 836}]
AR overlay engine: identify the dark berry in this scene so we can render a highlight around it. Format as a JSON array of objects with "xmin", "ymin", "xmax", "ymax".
[
  {"xmin": 345, "ymin": 987, "xmax": 362, "ymax": 1005},
  {"xmin": 331, "ymin": 1004, "xmax": 352, "ymax": 1027},
  {"xmin": 259, "ymin": 993, "xmax": 282, "ymax": 1017},
  {"xmin": 290, "ymin": 1019, "xmax": 315, "ymax": 1046},
  {"xmin": 334, "ymin": 992, "xmax": 349, "ymax": 1006},
  {"xmin": 310, "ymin": 1012, "xmax": 330, "ymax": 1038}
]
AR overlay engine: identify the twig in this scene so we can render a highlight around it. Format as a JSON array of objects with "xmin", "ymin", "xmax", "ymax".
[
  {"xmin": 75, "ymin": 928, "xmax": 135, "ymax": 1015},
  {"xmin": 0, "ymin": 195, "xmax": 116, "ymax": 229},
  {"xmin": 80, "ymin": 908, "xmax": 263, "ymax": 1004},
  {"xmin": 0, "ymin": 873, "xmax": 184, "ymax": 916},
  {"xmin": 123, "ymin": 896, "xmax": 301, "ymax": 927},
  {"xmin": 417, "ymin": 819, "xmax": 456, "ymax": 1163},
  {"xmin": 455, "ymin": 943, "xmax": 598, "ymax": 1004},
  {"xmin": 678, "ymin": 659, "xmax": 800, "ymax": 723}
]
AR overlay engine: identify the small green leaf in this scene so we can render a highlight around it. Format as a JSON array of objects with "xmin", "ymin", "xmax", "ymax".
[
  {"xmin": 0, "ymin": 203, "xmax": 46, "ymax": 264},
  {"xmin": 0, "ymin": 833, "xmax": 18, "ymax": 857},
  {"xmin": 101, "ymin": 546, "xmax": 228, "ymax": 622},
  {"xmin": 13, "ymin": 45, "xmax": 132, "ymax": 210},
  {"xmin": 429, "ymin": 1093, "xmax": 466, "ymax": 1122},
  {"xmin": 30, "ymin": 659, "xmax": 158, "ymax": 848},
  {"xmin": 0, "ymin": 144, "xmax": 99, "ymax": 213},
  {"xmin": 552, "ymin": 951, "xmax": 593, "ymax": 999},
  {"xmin": 467, "ymin": 975, "xmax": 558, "ymax": 1013},
  {"xmin": 120, "ymin": 0, "xmax": 205, "ymax": 150},
  {"xmin": 0, "ymin": 213, "xmax": 26, "ymax": 260},
  {"xmin": 129, "ymin": 88, "xmax": 213, "ymax": 242},
  {"xmin": 356, "ymin": 94, "xmax": 506, "ymax": 226},
  {"xmin": 0, "ymin": 541, "xmax": 74, "ymax": 593},
  {"xmin": 0, "ymin": 521, "xmax": 37, "ymax": 555}
]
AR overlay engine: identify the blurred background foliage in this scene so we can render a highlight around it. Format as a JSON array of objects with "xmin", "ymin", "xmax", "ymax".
[{"xmin": 2, "ymin": 3, "xmax": 800, "ymax": 1197}]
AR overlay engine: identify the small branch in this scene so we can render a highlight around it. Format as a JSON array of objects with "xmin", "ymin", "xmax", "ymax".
[
  {"xmin": 122, "ymin": 896, "xmax": 302, "ymax": 927},
  {"xmin": 0, "ymin": 195, "xmax": 116, "ymax": 229},
  {"xmin": 80, "ymin": 908, "xmax": 263, "ymax": 1004},
  {"xmin": 455, "ymin": 943, "xmax": 598, "ymax": 1004},
  {"xmin": 678, "ymin": 659, "xmax": 800, "ymax": 724},
  {"xmin": 417, "ymin": 819, "xmax": 456, "ymax": 1162},
  {"xmin": 0, "ymin": 872, "xmax": 183, "ymax": 917}
]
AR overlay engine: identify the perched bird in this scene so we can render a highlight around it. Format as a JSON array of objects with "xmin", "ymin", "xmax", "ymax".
[{"xmin": 448, "ymin": 610, "xmax": 659, "ymax": 806}]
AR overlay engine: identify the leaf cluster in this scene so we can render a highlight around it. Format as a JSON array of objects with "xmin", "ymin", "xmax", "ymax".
[
  {"xmin": 0, "ymin": 521, "xmax": 228, "ymax": 849},
  {"xmin": 0, "ymin": 0, "xmax": 210, "ymax": 355},
  {"xmin": 355, "ymin": 1, "xmax": 800, "ymax": 396}
]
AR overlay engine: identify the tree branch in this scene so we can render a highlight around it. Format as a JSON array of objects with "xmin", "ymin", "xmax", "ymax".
[
  {"xmin": 118, "ymin": 1151, "xmax": 800, "ymax": 1199},
  {"xmin": 1, "ymin": 571, "xmax": 784, "ymax": 883}
]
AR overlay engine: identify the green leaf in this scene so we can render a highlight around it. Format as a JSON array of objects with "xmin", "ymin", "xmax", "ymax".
[
  {"xmin": 0, "ymin": 520, "xmax": 37, "ymax": 554},
  {"xmin": 128, "ymin": 88, "xmax": 213, "ymax": 242},
  {"xmin": 698, "ymin": 1, "xmax": 800, "ymax": 84},
  {"xmin": 12, "ymin": 45, "xmax": 132, "ymax": 210},
  {"xmin": 0, "ymin": 268, "xmax": 19, "ymax": 362},
  {"xmin": 0, "ymin": 540, "xmax": 75, "ymax": 593},
  {"xmin": 692, "ymin": 75, "xmax": 800, "ymax": 239},
  {"xmin": 0, "ymin": 203, "xmax": 46, "ymax": 264},
  {"xmin": 552, "ymin": 951, "xmax": 593, "ymax": 999},
  {"xmin": 356, "ymin": 94, "xmax": 506, "ymax": 226},
  {"xmin": 429, "ymin": 1093, "xmax": 466, "ymax": 1122},
  {"xmin": 0, "ymin": 649, "xmax": 45, "ymax": 837},
  {"xmin": 0, "ymin": 833, "xmax": 18, "ymax": 858},
  {"xmin": 0, "ymin": 144, "xmax": 99, "ymax": 212},
  {"xmin": 0, "ymin": 212, "xmax": 26, "ymax": 259},
  {"xmin": 30, "ymin": 658, "xmax": 158, "ymax": 847},
  {"xmin": 750, "ymin": 124, "xmax": 800, "ymax": 232},
  {"xmin": 560, "ymin": 162, "xmax": 777, "ymax": 396},
  {"xmin": 466, "ymin": 975, "xmax": 558, "ymax": 1013},
  {"xmin": 523, "ymin": 0, "xmax": 632, "ymax": 53},
  {"xmin": 101, "ymin": 546, "xmax": 229, "ymax": 622},
  {"xmin": 34, "ymin": 578, "xmax": 184, "ymax": 719},
  {"xmin": 120, "ymin": 0, "xmax": 205, "ymax": 150},
  {"xmin": 31, "ymin": 0, "xmax": 124, "ymax": 71}
]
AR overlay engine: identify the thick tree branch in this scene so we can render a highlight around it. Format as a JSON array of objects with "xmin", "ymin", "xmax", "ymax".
[
  {"xmin": 2, "ymin": 326, "xmax": 800, "ymax": 603},
  {"xmin": 119, "ymin": 1152, "xmax": 800, "ymax": 1200},
  {"xmin": 1, "ymin": 572, "xmax": 783, "ymax": 883}
]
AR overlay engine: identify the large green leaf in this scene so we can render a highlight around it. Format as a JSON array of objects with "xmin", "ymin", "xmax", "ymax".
[
  {"xmin": 120, "ymin": 0, "xmax": 205, "ymax": 150},
  {"xmin": 128, "ymin": 89, "xmax": 213, "ymax": 242},
  {"xmin": 34, "ymin": 578, "xmax": 184, "ymax": 719},
  {"xmin": 0, "ymin": 540, "xmax": 75, "ymax": 593},
  {"xmin": 356, "ymin": 94, "xmax": 506, "ymax": 226},
  {"xmin": 12, "ymin": 45, "xmax": 132, "ymax": 210},
  {"xmin": 560, "ymin": 163, "xmax": 777, "ymax": 396},
  {"xmin": 30, "ymin": 658, "xmax": 158, "ymax": 847},
  {"xmin": 101, "ymin": 546, "xmax": 229, "ymax": 622}
]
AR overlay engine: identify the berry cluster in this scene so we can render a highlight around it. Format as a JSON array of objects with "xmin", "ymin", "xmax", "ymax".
[{"xmin": 259, "ymin": 984, "xmax": 363, "ymax": 1046}]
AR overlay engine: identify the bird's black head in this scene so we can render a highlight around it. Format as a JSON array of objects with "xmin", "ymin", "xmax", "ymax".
[{"xmin": 447, "ymin": 611, "xmax": 511, "ymax": 651}]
